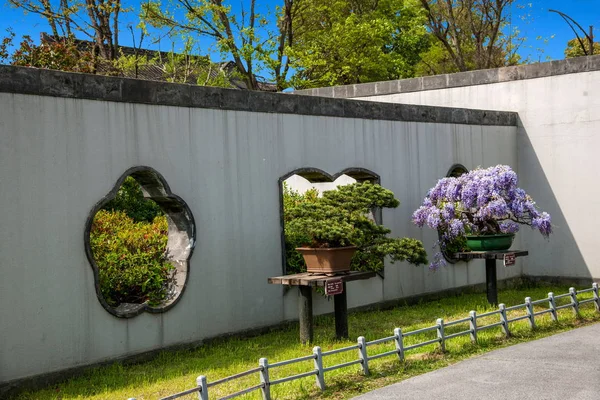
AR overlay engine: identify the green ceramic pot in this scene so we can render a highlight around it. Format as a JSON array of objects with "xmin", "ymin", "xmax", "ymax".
[{"xmin": 465, "ymin": 233, "xmax": 515, "ymax": 251}]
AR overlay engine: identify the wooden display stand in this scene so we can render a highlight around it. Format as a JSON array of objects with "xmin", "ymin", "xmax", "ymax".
[{"xmin": 268, "ymin": 271, "xmax": 376, "ymax": 344}]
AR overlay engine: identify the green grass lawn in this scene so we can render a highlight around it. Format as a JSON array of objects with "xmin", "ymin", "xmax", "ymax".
[{"xmin": 12, "ymin": 283, "xmax": 600, "ymax": 400}]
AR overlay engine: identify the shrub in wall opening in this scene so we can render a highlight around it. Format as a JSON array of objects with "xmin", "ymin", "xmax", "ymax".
[
  {"xmin": 413, "ymin": 165, "xmax": 552, "ymax": 270},
  {"xmin": 90, "ymin": 210, "xmax": 174, "ymax": 307},
  {"xmin": 102, "ymin": 176, "xmax": 163, "ymax": 223}
]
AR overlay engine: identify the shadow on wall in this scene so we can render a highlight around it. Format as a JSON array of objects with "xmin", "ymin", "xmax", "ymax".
[{"xmin": 518, "ymin": 118, "xmax": 589, "ymax": 281}]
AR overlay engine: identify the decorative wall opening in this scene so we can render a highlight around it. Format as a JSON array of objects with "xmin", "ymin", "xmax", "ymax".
[
  {"xmin": 278, "ymin": 168, "xmax": 381, "ymax": 275},
  {"xmin": 442, "ymin": 164, "xmax": 469, "ymax": 264},
  {"xmin": 447, "ymin": 164, "xmax": 468, "ymax": 178},
  {"xmin": 84, "ymin": 167, "xmax": 196, "ymax": 318}
]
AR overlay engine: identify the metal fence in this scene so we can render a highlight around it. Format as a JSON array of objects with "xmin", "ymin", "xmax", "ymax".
[{"xmin": 129, "ymin": 284, "xmax": 599, "ymax": 400}]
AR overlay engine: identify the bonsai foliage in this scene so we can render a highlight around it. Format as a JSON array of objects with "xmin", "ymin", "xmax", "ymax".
[
  {"xmin": 90, "ymin": 210, "xmax": 173, "ymax": 307},
  {"xmin": 284, "ymin": 181, "xmax": 427, "ymax": 273},
  {"xmin": 283, "ymin": 183, "xmax": 320, "ymax": 274},
  {"xmin": 413, "ymin": 165, "xmax": 552, "ymax": 270}
]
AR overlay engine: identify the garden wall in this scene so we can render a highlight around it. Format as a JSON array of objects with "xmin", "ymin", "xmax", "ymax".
[
  {"xmin": 0, "ymin": 66, "xmax": 517, "ymax": 385},
  {"xmin": 298, "ymin": 56, "xmax": 600, "ymax": 284}
]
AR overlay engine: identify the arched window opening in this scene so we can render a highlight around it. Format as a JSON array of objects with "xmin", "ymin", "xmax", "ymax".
[{"xmin": 278, "ymin": 168, "xmax": 381, "ymax": 275}]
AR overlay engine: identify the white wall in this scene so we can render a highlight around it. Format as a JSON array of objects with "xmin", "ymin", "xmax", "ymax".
[
  {"xmin": 285, "ymin": 174, "xmax": 357, "ymax": 194},
  {"xmin": 0, "ymin": 93, "xmax": 517, "ymax": 383},
  {"xmin": 354, "ymin": 70, "xmax": 600, "ymax": 280}
]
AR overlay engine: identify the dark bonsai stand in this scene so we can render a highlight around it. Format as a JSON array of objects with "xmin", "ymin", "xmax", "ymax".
[
  {"xmin": 453, "ymin": 250, "xmax": 529, "ymax": 305},
  {"xmin": 268, "ymin": 271, "xmax": 376, "ymax": 344}
]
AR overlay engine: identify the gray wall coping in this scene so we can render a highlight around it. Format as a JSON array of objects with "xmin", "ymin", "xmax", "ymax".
[
  {"xmin": 294, "ymin": 55, "xmax": 600, "ymax": 99},
  {"xmin": 0, "ymin": 65, "xmax": 517, "ymax": 126}
]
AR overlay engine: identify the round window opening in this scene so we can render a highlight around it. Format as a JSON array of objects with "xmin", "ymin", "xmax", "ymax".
[{"xmin": 84, "ymin": 167, "xmax": 196, "ymax": 318}]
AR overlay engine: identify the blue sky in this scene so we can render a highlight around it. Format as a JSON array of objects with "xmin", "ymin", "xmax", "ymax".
[{"xmin": 1, "ymin": 0, "xmax": 599, "ymax": 64}]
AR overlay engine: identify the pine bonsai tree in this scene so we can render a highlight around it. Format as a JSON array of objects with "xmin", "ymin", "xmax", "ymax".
[{"xmin": 285, "ymin": 181, "xmax": 427, "ymax": 272}]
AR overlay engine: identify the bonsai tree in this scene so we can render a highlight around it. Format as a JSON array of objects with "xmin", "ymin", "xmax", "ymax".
[
  {"xmin": 285, "ymin": 181, "xmax": 427, "ymax": 272},
  {"xmin": 413, "ymin": 165, "xmax": 552, "ymax": 270}
]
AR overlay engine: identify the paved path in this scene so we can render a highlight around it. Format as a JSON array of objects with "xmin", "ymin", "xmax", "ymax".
[{"xmin": 354, "ymin": 323, "xmax": 600, "ymax": 400}]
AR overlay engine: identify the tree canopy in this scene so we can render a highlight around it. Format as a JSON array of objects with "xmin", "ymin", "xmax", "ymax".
[
  {"xmin": 417, "ymin": 0, "xmax": 521, "ymax": 75},
  {"xmin": 288, "ymin": 0, "xmax": 430, "ymax": 89},
  {"xmin": 4, "ymin": 0, "xmax": 537, "ymax": 90}
]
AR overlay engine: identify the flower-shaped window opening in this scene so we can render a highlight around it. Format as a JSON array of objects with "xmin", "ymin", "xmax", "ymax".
[
  {"xmin": 278, "ymin": 168, "xmax": 381, "ymax": 276},
  {"xmin": 85, "ymin": 167, "xmax": 195, "ymax": 318},
  {"xmin": 441, "ymin": 164, "xmax": 469, "ymax": 264}
]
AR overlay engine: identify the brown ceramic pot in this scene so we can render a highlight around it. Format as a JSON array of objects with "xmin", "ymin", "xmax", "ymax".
[{"xmin": 296, "ymin": 246, "xmax": 357, "ymax": 275}]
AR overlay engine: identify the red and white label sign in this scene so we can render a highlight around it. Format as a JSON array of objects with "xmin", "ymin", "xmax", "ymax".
[
  {"xmin": 504, "ymin": 253, "xmax": 516, "ymax": 267},
  {"xmin": 325, "ymin": 279, "xmax": 344, "ymax": 296}
]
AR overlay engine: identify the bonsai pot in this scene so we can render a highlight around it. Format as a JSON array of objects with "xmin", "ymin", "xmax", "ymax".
[
  {"xmin": 296, "ymin": 246, "xmax": 357, "ymax": 275},
  {"xmin": 465, "ymin": 234, "xmax": 515, "ymax": 251}
]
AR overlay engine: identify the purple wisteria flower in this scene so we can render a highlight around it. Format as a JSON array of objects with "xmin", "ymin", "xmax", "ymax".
[{"xmin": 413, "ymin": 165, "xmax": 552, "ymax": 270}]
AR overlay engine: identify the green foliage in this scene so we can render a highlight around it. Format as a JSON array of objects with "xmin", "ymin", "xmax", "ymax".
[
  {"xmin": 102, "ymin": 177, "xmax": 163, "ymax": 223},
  {"xmin": 289, "ymin": 0, "xmax": 430, "ymax": 88},
  {"xmin": 112, "ymin": 42, "xmax": 234, "ymax": 87},
  {"xmin": 284, "ymin": 181, "xmax": 427, "ymax": 273},
  {"xmin": 283, "ymin": 183, "xmax": 319, "ymax": 274},
  {"xmin": 141, "ymin": 0, "xmax": 280, "ymax": 90},
  {"xmin": 90, "ymin": 210, "xmax": 173, "ymax": 307},
  {"xmin": 564, "ymin": 38, "xmax": 600, "ymax": 58}
]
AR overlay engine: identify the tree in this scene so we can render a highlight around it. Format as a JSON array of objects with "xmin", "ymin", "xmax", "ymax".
[
  {"xmin": 565, "ymin": 38, "xmax": 599, "ymax": 58},
  {"xmin": 8, "ymin": 0, "xmax": 123, "ymax": 60},
  {"xmin": 289, "ymin": 0, "xmax": 430, "ymax": 88},
  {"xmin": 418, "ymin": 0, "xmax": 521, "ymax": 74},
  {"xmin": 141, "ymin": 0, "xmax": 297, "ymax": 91}
]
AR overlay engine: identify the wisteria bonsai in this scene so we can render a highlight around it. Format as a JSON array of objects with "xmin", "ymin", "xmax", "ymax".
[{"xmin": 413, "ymin": 165, "xmax": 552, "ymax": 270}]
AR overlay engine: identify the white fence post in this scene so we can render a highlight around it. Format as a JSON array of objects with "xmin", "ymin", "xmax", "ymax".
[
  {"xmin": 469, "ymin": 311, "xmax": 477, "ymax": 343},
  {"xmin": 569, "ymin": 287, "xmax": 580, "ymax": 316},
  {"xmin": 499, "ymin": 304, "xmax": 510, "ymax": 337},
  {"xmin": 436, "ymin": 318, "xmax": 445, "ymax": 352},
  {"xmin": 593, "ymin": 283, "xmax": 600, "ymax": 312},
  {"xmin": 548, "ymin": 292, "xmax": 558, "ymax": 322},
  {"xmin": 525, "ymin": 297, "xmax": 535, "ymax": 329},
  {"xmin": 313, "ymin": 346, "xmax": 325, "ymax": 391},
  {"xmin": 394, "ymin": 328, "xmax": 404, "ymax": 361},
  {"xmin": 196, "ymin": 375, "xmax": 209, "ymax": 400},
  {"xmin": 357, "ymin": 336, "xmax": 369, "ymax": 375},
  {"xmin": 259, "ymin": 358, "xmax": 271, "ymax": 400}
]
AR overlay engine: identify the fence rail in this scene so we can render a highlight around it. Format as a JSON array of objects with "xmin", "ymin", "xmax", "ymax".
[{"xmin": 128, "ymin": 283, "xmax": 599, "ymax": 400}]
